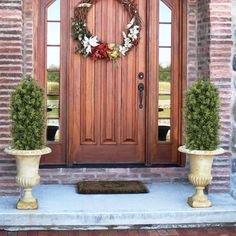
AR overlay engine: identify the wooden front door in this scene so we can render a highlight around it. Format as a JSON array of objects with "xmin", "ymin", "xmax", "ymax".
[
  {"xmin": 68, "ymin": 0, "xmax": 146, "ymax": 164},
  {"xmin": 36, "ymin": 0, "xmax": 186, "ymax": 165}
]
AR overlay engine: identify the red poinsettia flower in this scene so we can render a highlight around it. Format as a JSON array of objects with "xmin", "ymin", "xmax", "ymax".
[{"xmin": 91, "ymin": 43, "xmax": 112, "ymax": 60}]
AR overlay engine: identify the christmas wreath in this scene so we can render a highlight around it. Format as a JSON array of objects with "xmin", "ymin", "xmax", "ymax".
[{"xmin": 72, "ymin": 0, "xmax": 142, "ymax": 61}]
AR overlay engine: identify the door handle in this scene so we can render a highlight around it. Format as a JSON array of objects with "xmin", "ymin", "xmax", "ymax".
[{"xmin": 138, "ymin": 83, "xmax": 144, "ymax": 109}]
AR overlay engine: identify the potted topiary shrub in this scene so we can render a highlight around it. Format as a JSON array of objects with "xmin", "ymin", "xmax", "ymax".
[
  {"xmin": 178, "ymin": 78, "xmax": 224, "ymax": 208},
  {"xmin": 4, "ymin": 76, "xmax": 51, "ymax": 210}
]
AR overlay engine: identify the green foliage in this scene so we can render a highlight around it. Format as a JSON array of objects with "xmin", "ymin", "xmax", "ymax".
[
  {"xmin": 10, "ymin": 76, "xmax": 46, "ymax": 150},
  {"xmin": 47, "ymin": 71, "xmax": 60, "ymax": 82},
  {"xmin": 159, "ymin": 65, "xmax": 171, "ymax": 82},
  {"xmin": 184, "ymin": 78, "xmax": 220, "ymax": 150}
]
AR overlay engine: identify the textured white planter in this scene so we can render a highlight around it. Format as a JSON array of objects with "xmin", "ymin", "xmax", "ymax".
[
  {"xmin": 178, "ymin": 145, "xmax": 224, "ymax": 208},
  {"xmin": 4, "ymin": 147, "xmax": 51, "ymax": 210}
]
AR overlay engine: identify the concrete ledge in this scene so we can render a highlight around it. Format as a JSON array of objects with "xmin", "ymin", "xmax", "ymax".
[{"xmin": 0, "ymin": 183, "xmax": 236, "ymax": 230}]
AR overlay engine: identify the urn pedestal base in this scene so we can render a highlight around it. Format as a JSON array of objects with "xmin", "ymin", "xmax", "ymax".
[
  {"xmin": 16, "ymin": 188, "xmax": 38, "ymax": 210},
  {"xmin": 17, "ymin": 199, "xmax": 38, "ymax": 210},
  {"xmin": 187, "ymin": 186, "xmax": 212, "ymax": 208},
  {"xmin": 188, "ymin": 196, "xmax": 212, "ymax": 208}
]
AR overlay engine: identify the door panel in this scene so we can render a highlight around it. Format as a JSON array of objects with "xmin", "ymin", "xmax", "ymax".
[{"xmin": 68, "ymin": 0, "xmax": 147, "ymax": 164}]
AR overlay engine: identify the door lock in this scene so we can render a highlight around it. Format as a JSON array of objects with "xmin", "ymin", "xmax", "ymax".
[{"xmin": 138, "ymin": 72, "xmax": 144, "ymax": 80}]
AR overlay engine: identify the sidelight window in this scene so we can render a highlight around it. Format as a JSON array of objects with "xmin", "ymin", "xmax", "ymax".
[
  {"xmin": 158, "ymin": 0, "xmax": 172, "ymax": 142},
  {"xmin": 46, "ymin": 0, "xmax": 61, "ymax": 142}
]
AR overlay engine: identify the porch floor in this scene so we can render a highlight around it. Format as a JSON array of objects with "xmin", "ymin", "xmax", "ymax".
[{"xmin": 0, "ymin": 183, "xmax": 236, "ymax": 231}]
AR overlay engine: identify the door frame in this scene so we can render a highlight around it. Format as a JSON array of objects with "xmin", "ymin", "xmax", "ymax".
[{"xmin": 34, "ymin": 0, "xmax": 187, "ymax": 166}]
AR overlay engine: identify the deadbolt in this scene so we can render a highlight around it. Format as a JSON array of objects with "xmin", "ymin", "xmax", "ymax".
[{"xmin": 138, "ymin": 72, "xmax": 144, "ymax": 80}]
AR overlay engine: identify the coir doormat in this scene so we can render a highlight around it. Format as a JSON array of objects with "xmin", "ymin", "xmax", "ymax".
[{"xmin": 77, "ymin": 181, "xmax": 149, "ymax": 194}]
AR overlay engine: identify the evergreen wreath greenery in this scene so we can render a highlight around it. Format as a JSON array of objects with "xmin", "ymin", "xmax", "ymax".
[
  {"xmin": 184, "ymin": 78, "xmax": 220, "ymax": 151},
  {"xmin": 10, "ymin": 76, "xmax": 46, "ymax": 150},
  {"xmin": 72, "ymin": 0, "xmax": 142, "ymax": 61}
]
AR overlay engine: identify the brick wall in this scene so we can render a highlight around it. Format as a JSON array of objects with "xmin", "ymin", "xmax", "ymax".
[
  {"xmin": 39, "ymin": 167, "xmax": 188, "ymax": 185},
  {"xmin": 208, "ymin": 0, "xmax": 233, "ymax": 193},
  {"xmin": 0, "ymin": 0, "xmax": 23, "ymax": 196},
  {"xmin": 0, "ymin": 0, "xmax": 233, "ymax": 196},
  {"xmin": 231, "ymin": 0, "xmax": 236, "ymax": 198},
  {"xmin": 187, "ymin": 0, "xmax": 198, "ymax": 83},
  {"xmin": 22, "ymin": 0, "xmax": 34, "ymax": 75},
  {"xmin": 197, "ymin": 0, "xmax": 210, "ymax": 77},
  {"xmin": 188, "ymin": 0, "xmax": 233, "ymax": 193}
]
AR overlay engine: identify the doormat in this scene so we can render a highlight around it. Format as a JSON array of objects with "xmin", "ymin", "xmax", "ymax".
[{"xmin": 77, "ymin": 181, "xmax": 149, "ymax": 194}]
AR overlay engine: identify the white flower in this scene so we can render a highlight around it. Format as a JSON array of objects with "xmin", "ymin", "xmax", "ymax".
[
  {"xmin": 82, "ymin": 36, "xmax": 99, "ymax": 54},
  {"xmin": 125, "ymin": 42, "xmax": 132, "ymax": 48},
  {"xmin": 128, "ymin": 33, "xmax": 138, "ymax": 40},
  {"xmin": 127, "ymin": 17, "xmax": 135, "ymax": 29},
  {"xmin": 124, "ymin": 39, "xmax": 132, "ymax": 48},
  {"xmin": 124, "ymin": 37, "xmax": 131, "ymax": 44},
  {"xmin": 124, "ymin": 43, "xmax": 132, "ymax": 48},
  {"xmin": 119, "ymin": 46, "xmax": 128, "ymax": 56},
  {"xmin": 122, "ymin": 35, "xmax": 132, "ymax": 48},
  {"xmin": 128, "ymin": 25, "xmax": 140, "ymax": 41},
  {"xmin": 78, "ymin": 34, "xmax": 83, "ymax": 40},
  {"xmin": 78, "ymin": 3, "xmax": 92, "ymax": 8},
  {"xmin": 130, "ymin": 28, "xmax": 139, "ymax": 35}
]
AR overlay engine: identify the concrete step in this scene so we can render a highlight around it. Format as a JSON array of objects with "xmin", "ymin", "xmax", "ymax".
[{"xmin": 0, "ymin": 183, "xmax": 236, "ymax": 231}]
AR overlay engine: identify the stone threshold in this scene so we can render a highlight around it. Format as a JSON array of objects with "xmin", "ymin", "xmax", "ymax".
[{"xmin": 0, "ymin": 183, "xmax": 236, "ymax": 231}]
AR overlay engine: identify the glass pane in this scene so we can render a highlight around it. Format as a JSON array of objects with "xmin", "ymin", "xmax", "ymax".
[
  {"xmin": 47, "ymin": 0, "xmax": 60, "ymax": 21},
  {"xmin": 159, "ymin": 81, "xmax": 171, "ymax": 97},
  {"xmin": 159, "ymin": 24, "xmax": 171, "ymax": 47},
  {"xmin": 158, "ymin": 120, "xmax": 171, "ymax": 141},
  {"xmin": 158, "ymin": 95, "xmax": 171, "ymax": 118},
  {"xmin": 159, "ymin": 1, "xmax": 171, "ymax": 23},
  {"xmin": 47, "ymin": 76, "xmax": 60, "ymax": 95},
  {"xmin": 46, "ymin": 1, "xmax": 61, "ymax": 143},
  {"xmin": 47, "ymin": 22, "xmax": 60, "ymax": 45},
  {"xmin": 158, "ymin": 1, "xmax": 172, "ymax": 142},
  {"xmin": 47, "ymin": 119, "xmax": 60, "ymax": 141},
  {"xmin": 47, "ymin": 46, "xmax": 60, "ymax": 69},
  {"xmin": 47, "ymin": 92, "xmax": 60, "ymax": 141},
  {"xmin": 159, "ymin": 71, "xmax": 171, "ymax": 83},
  {"xmin": 47, "ymin": 95, "xmax": 60, "ymax": 118},
  {"xmin": 159, "ymin": 48, "xmax": 171, "ymax": 68},
  {"xmin": 47, "ymin": 70, "xmax": 60, "ymax": 82}
]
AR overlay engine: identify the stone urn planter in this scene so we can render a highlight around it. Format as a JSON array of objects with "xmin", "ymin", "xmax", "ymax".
[
  {"xmin": 180, "ymin": 78, "xmax": 223, "ymax": 208},
  {"xmin": 178, "ymin": 146, "xmax": 224, "ymax": 208},
  {"xmin": 4, "ymin": 147, "xmax": 51, "ymax": 210},
  {"xmin": 7, "ymin": 76, "xmax": 50, "ymax": 210}
]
